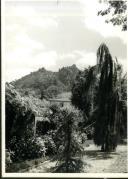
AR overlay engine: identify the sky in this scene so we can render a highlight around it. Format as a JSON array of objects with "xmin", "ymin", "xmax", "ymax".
[{"xmin": 5, "ymin": 0, "xmax": 127, "ymax": 82}]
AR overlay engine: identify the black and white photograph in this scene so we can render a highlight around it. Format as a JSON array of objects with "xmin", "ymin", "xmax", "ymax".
[{"xmin": 2, "ymin": 0, "xmax": 127, "ymax": 177}]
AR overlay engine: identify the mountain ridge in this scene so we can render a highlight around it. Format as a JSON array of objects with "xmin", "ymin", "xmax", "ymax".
[{"xmin": 11, "ymin": 64, "xmax": 80, "ymax": 98}]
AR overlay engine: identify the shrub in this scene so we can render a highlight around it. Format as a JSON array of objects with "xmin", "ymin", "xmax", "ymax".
[
  {"xmin": 54, "ymin": 158, "xmax": 84, "ymax": 173},
  {"xmin": 52, "ymin": 107, "xmax": 84, "ymax": 172},
  {"xmin": 42, "ymin": 134, "xmax": 57, "ymax": 155},
  {"xmin": 8, "ymin": 129, "xmax": 46, "ymax": 162},
  {"xmin": 41, "ymin": 104, "xmax": 84, "ymax": 151}
]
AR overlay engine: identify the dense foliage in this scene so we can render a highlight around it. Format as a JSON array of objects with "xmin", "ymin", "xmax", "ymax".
[
  {"xmin": 71, "ymin": 67, "xmax": 98, "ymax": 121},
  {"xmin": 5, "ymin": 83, "xmax": 35, "ymax": 146},
  {"xmin": 36, "ymin": 104, "xmax": 84, "ymax": 149},
  {"xmin": 6, "ymin": 84, "xmax": 76, "ymax": 164},
  {"xmin": 5, "ymin": 83, "xmax": 47, "ymax": 163},
  {"xmin": 32, "ymin": 103, "xmax": 85, "ymax": 172},
  {"xmin": 8, "ymin": 129, "xmax": 46, "ymax": 162}
]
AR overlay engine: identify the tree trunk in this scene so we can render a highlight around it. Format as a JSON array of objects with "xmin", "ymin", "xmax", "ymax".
[
  {"xmin": 66, "ymin": 122, "xmax": 71, "ymax": 172},
  {"xmin": 101, "ymin": 143, "xmax": 104, "ymax": 151}
]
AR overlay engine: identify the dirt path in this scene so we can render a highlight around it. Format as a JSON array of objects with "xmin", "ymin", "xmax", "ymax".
[
  {"xmin": 83, "ymin": 144, "xmax": 127, "ymax": 173},
  {"xmin": 104, "ymin": 145, "xmax": 127, "ymax": 173},
  {"xmin": 26, "ymin": 160, "xmax": 56, "ymax": 173},
  {"xmin": 26, "ymin": 144, "xmax": 127, "ymax": 173}
]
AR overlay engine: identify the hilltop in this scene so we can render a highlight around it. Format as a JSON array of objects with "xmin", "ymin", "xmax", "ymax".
[{"xmin": 11, "ymin": 64, "xmax": 79, "ymax": 99}]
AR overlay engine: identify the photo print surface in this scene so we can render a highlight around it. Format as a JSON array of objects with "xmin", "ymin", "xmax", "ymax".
[{"xmin": 2, "ymin": 0, "xmax": 127, "ymax": 177}]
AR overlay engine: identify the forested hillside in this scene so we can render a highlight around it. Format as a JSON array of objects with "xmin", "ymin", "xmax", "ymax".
[{"xmin": 11, "ymin": 65, "xmax": 79, "ymax": 99}]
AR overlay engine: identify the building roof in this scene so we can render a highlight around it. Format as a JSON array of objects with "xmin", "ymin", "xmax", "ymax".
[{"xmin": 48, "ymin": 98, "xmax": 71, "ymax": 102}]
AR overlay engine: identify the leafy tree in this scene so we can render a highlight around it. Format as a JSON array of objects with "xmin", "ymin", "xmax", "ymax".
[
  {"xmin": 98, "ymin": 0, "xmax": 127, "ymax": 31},
  {"xmin": 71, "ymin": 70, "xmax": 86, "ymax": 110},
  {"xmin": 71, "ymin": 67, "xmax": 98, "ymax": 123}
]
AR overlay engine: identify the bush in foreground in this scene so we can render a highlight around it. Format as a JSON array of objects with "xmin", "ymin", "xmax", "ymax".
[
  {"xmin": 8, "ymin": 129, "xmax": 46, "ymax": 162},
  {"xmin": 53, "ymin": 107, "xmax": 84, "ymax": 172}
]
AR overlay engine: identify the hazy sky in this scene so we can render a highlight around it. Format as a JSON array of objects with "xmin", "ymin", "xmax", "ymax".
[{"xmin": 5, "ymin": 0, "xmax": 127, "ymax": 82}]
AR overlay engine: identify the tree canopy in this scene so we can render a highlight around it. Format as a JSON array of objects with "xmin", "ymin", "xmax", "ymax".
[{"xmin": 98, "ymin": 0, "xmax": 127, "ymax": 31}]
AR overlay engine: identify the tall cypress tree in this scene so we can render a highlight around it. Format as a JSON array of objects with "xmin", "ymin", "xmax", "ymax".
[
  {"xmin": 71, "ymin": 43, "xmax": 126, "ymax": 152},
  {"xmin": 94, "ymin": 43, "xmax": 125, "ymax": 151}
]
